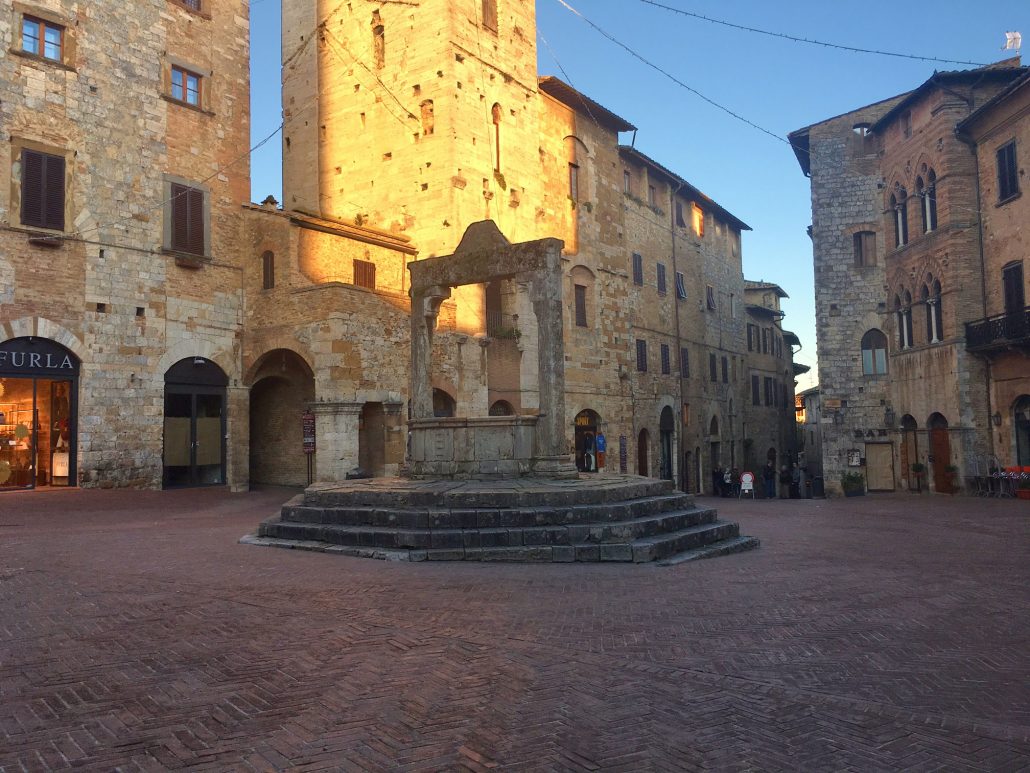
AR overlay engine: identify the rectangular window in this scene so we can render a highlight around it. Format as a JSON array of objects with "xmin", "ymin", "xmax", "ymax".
[
  {"xmin": 692, "ymin": 203, "xmax": 704, "ymax": 237},
  {"xmin": 20, "ymin": 149, "xmax": 66, "ymax": 231},
  {"xmin": 22, "ymin": 16, "xmax": 63, "ymax": 62},
  {"xmin": 1003, "ymin": 262, "xmax": 1025, "ymax": 315},
  {"xmin": 721, "ymin": 356, "xmax": 728, "ymax": 383},
  {"xmin": 680, "ymin": 347, "xmax": 689, "ymax": 377},
  {"xmin": 998, "ymin": 141, "xmax": 1019, "ymax": 201},
  {"xmin": 747, "ymin": 324, "xmax": 756, "ymax": 352},
  {"xmin": 706, "ymin": 285, "xmax": 716, "ymax": 311},
  {"xmin": 708, "ymin": 353, "xmax": 717, "ymax": 381},
  {"xmin": 751, "ymin": 375, "xmax": 760, "ymax": 405},
  {"xmin": 574, "ymin": 284, "xmax": 587, "ymax": 327},
  {"xmin": 761, "ymin": 328, "xmax": 769, "ymax": 354},
  {"xmin": 636, "ymin": 339, "xmax": 648, "ymax": 372},
  {"xmin": 656, "ymin": 263, "xmax": 667, "ymax": 295},
  {"xmin": 648, "ymin": 184, "xmax": 657, "ymax": 207},
  {"xmin": 171, "ymin": 66, "xmax": 201, "ymax": 106},
  {"xmin": 632, "ymin": 253, "xmax": 643, "ymax": 286},
  {"xmin": 623, "ymin": 170, "xmax": 631, "ymax": 194},
  {"xmin": 682, "ymin": 403, "xmax": 690, "ymax": 426},
  {"xmin": 675, "ymin": 201, "xmax": 686, "ymax": 228},
  {"xmin": 170, "ymin": 182, "xmax": 205, "ymax": 255},
  {"xmin": 353, "ymin": 259, "xmax": 376, "ymax": 289},
  {"xmin": 262, "ymin": 251, "xmax": 274, "ymax": 290},
  {"xmin": 482, "ymin": 0, "xmax": 498, "ymax": 31},
  {"xmin": 661, "ymin": 344, "xmax": 671, "ymax": 375},
  {"xmin": 675, "ymin": 271, "xmax": 687, "ymax": 300},
  {"xmin": 568, "ymin": 163, "xmax": 579, "ymax": 202},
  {"xmin": 854, "ymin": 231, "xmax": 876, "ymax": 267},
  {"xmin": 764, "ymin": 376, "xmax": 773, "ymax": 406}
]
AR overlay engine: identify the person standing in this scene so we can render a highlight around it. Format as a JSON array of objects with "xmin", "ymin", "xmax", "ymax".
[{"xmin": 763, "ymin": 461, "xmax": 776, "ymax": 499}]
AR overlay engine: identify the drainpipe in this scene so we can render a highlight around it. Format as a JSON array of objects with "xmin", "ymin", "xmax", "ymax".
[
  {"xmin": 670, "ymin": 180, "xmax": 686, "ymax": 490},
  {"xmin": 956, "ymin": 125, "xmax": 995, "ymax": 460}
]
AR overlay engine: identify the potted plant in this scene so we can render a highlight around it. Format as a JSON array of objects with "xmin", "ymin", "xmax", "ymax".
[
  {"xmin": 840, "ymin": 471, "xmax": 865, "ymax": 497},
  {"xmin": 1017, "ymin": 477, "xmax": 1030, "ymax": 501}
]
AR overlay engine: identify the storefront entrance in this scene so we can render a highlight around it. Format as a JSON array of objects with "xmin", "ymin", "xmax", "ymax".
[
  {"xmin": 0, "ymin": 337, "xmax": 79, "ymax": 491},
  {"xmin": 163, "ymin": 358, "xmax": 227, "ymax": 488},
  {"xmin": 574, "ymin": 409, "xmax": 601, "ymax": 472}
]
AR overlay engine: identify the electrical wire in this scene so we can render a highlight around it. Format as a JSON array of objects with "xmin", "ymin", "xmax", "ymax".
[
  {"xmin": 553, "ymin": 0, "xmax": 789, "ymax": 146},
  {"xmin": 638, "ymin": 1, "xmax": 988, "ymax": 68}
]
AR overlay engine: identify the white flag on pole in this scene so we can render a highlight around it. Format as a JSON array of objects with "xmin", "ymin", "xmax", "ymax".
[{"xmin": 1003, "ymin": 31, "xmax": 1022, "ymax": 50}]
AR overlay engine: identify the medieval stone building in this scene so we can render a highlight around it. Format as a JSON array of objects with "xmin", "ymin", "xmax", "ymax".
[
  {"xmin": 790, "ymin": 59, "xmax": 1028, "ymax": 496},
  {"xmin": 1, "ymin": 0, "xmax": 799, "ymax": 493}
]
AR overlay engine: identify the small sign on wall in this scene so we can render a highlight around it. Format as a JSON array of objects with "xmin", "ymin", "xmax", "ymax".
[
  {"xmin": 846, "ymin": 448, "xmax": 862, "ymax": 467},
  {"xmin": 302, "ymin": 410, "xmax": 316, "ymax": 454}
]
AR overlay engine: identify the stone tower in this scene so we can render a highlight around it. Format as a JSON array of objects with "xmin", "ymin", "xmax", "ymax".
[{"xmin": 281, "ymin": 0, "xmax": 547, "ymax": 263}]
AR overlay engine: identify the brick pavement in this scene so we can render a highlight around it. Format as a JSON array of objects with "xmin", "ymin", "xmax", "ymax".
[{"xmin": 1, "ymin": 487, "xmax": 1029, "ymax": 771}]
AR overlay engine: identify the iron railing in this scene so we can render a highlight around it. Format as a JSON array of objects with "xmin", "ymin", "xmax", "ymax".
[{"xmin": 965, "ymin": 306, "xmax": 1030, "ymax": 351}]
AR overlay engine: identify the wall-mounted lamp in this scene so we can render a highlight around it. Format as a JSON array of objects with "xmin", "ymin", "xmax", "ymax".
[{"xmin": 991, "ymin": 412, "xmax": 1002, "ymax": 427}]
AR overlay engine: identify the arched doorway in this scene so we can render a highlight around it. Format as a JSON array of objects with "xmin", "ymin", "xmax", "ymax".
[
  {"xmin": 248, "ymin": 349, "xmax": 315, "ymax": 486},
  {"xmin": 928, "ymin": 413, "xmax": 951, "ymax": 493},
  {"xmin": 164, "ymin": 357, "xmax": 227, "ymax": 488},
  {"xmin": 574, "ymin": 409, "xmax": 600, "ymax": 472},
  {"xmin": 0, "ymin": 337, "xmax": 80, "ymax": 490},
  {"xmin": 433, "ymin": 388, "xmax": 456, "ymax": 417},
  {"xmin": 900, "ymin": 415, "xmax": 920, "ymax": 490},
  {"xmin": 1014, "ymin": 396, "xmax": 1030, "ymax": 466},
  {"xmin": 637, "ymin": 428, "xmax": 650, "ymax": 477},
  {"xmin": 659, "ymin": 406, "xmax": 675, "ymax": 481}
]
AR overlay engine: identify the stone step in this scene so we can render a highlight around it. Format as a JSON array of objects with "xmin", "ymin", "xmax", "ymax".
[
  {"xmin": 630, "ymin": 520, "xmax": 743, "ymax": 563},
  {"xmin": 282, "ymin": 492, "xmax": 695, "ymax": 530},
  {"xmin": 657, "ymin": 536, "xmax": 762, "ymax": 566},
  {"xmin": 302, "ymin": 477, "xmax": 677, "ymax": 509},
  {"xmin": 259, "ymin": 505, "xmax": 718, "ymax": 551}
]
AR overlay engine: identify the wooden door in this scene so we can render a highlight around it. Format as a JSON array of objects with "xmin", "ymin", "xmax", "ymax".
[
  {"xmin": 930, "ymin": 428, "xmax": 951, "ymax": 493},
  {"xmin": 865, "ymin": 443, "xmax": 895, "ymax": 491}
]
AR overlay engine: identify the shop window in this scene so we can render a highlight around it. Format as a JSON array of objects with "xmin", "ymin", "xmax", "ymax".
[{"xmin": 19, "ymin": 148, "xmax": 65, "ymax": 231}]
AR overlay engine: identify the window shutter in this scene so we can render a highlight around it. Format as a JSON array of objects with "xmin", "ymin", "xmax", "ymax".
[
  {"xmin": 43, "ymin": 154, "xmax": 65, "ymax": 230},
  {"xmin": 186, "ymin": 186, "xmax": 205, "ymax": 255},
  {"xmin": 171, "ymin": 183, "xmax": 189, "ymax": 252},
  {"xmin": 574, "ymin": 284, "xmax": 587, "ymax": 327},
  {"xmin": 21, "ymin": 150, "xmax": 45, "ymax": 227}
]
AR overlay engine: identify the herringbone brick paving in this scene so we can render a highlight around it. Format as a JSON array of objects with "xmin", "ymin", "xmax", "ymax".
[{"xmin": 1, "ymin": 488, "xmax": 1028, "ymax": 770}]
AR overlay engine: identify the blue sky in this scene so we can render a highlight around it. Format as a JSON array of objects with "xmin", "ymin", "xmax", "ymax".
[{"xmin": 249, "ymin": 0, "xmax": 1026, "ymax": 388}]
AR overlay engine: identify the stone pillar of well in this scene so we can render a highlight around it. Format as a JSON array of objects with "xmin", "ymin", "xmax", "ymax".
[
  {"xmin": 310, "ymin": 401, "xmax": 363, "ymax": 481},
  {"xmin": 409, "ymin": 285, "xmax": 451, "ymax": 420}
]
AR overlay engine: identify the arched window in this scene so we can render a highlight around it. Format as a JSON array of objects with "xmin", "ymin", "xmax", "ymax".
[
  {"xmin": 371, "ymin": 12, "xmax": 385, "ymax": 69},
  {"xmin": 921, "ymin": 284, "xmax": 932, "ymax": 343},
  {"xmin": 861, "ymin": 329, "xmax": 888, "ymax": 375},
  {"xmin": 931, "ymin": 279, "xmax": 943, "ymax": 342},
  {"xmin": 491, "ymin": 103, "xmax": 502, "ymax": 172},
  {"xmin": 893, "ymin": 294, "xmax": 909, "ymax": 350},
  {"xmin": 902, "ymin": 291, "xmax": 914, "ymax": 348},
  {"xmin": 432, "ymin": 388, "xmax": 455, "ymax": 418},
  {"xmin": 922, "ymin": 170, "xmax": 937, "ymax": 231},
  {"xmin": 570, "ymin": 265, "xmax": 594, "ymax": 328},
  {"xmin": 890, "ymin": 186, "xmax": 908, "ymax": 248},
  {"xmin": 489, "ymin": 400, "xmax": 514, "ymax": 416}
]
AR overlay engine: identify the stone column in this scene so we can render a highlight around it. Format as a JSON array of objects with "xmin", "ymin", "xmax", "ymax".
[
  {"xmin": 530, "ymin": 241, "xmax": 576, "ymax": 476},
  {"xmin": 383, "ymin": 401, "xmax": 405, "ymax": 476},
  {"xmin": 310, "ymin": 401, "xmax": 363, "ymax": 481},
  {"xmin": 226, "ymin": 385, "xmax": 250, "ymax": 492},
  {"xmin": 409, "ymin": 286, "xmax": 450, "ymax": 420}
]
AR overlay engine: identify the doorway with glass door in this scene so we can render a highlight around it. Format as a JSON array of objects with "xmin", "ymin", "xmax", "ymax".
[{"xmin": 163, "ymin": 358, "xmax": 227, "ymax": 488}]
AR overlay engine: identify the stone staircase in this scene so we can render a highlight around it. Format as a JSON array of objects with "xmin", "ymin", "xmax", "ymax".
[{"xmin": 242, "ymin": 477, "xmax": 759, "ymax": 564}]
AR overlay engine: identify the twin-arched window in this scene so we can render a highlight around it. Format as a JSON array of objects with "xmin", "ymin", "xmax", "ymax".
[{"xmin": 917, "ymin": 170, "xmax": 937, "ymax": 232}]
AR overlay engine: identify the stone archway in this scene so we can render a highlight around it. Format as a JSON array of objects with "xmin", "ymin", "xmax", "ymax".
[
  {"xmin": 248, "ymin": 349, "xmax": 315, "ymax": 486},
  {"xmin": 928, "ymin": 413, "xmax": 951, "ymax": 493}
]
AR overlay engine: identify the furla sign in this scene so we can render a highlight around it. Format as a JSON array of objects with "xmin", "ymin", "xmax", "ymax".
[{"xmin": 0, "ymin": 338, "xmax": 79, "ymax": 377}]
